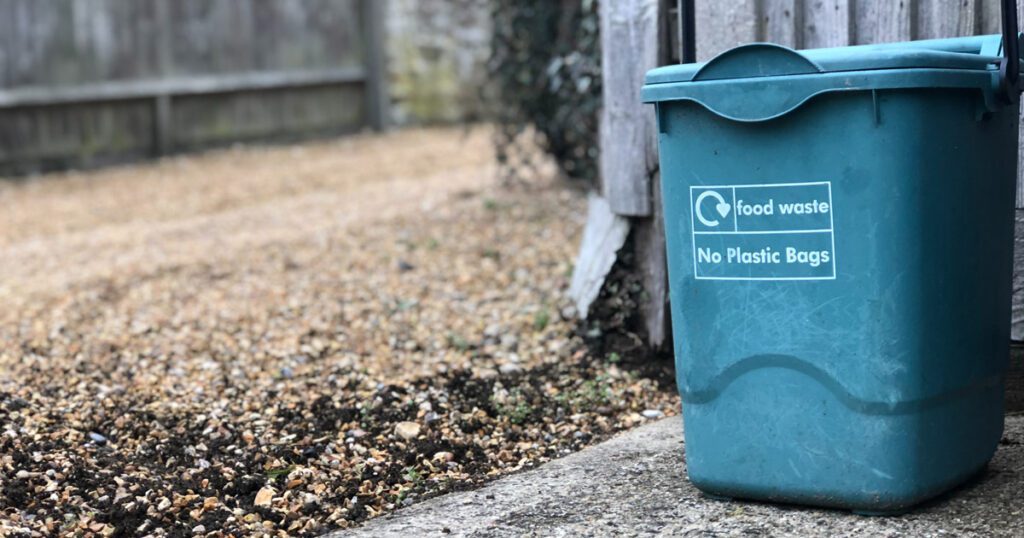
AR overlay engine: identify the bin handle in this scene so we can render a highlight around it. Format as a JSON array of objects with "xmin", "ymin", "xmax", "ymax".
[{"xmin": 1000, "ymin": 0, "xmax": 1020, "ymax": 103}]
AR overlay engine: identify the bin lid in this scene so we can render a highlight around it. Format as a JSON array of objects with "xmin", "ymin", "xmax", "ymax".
[{"xmin": 642, "ymin": 34, "xmax": 1017, "ymax": 122}]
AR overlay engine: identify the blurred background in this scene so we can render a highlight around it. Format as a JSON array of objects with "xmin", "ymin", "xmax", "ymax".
[{"xmin": 0, "ymin": 0, "xmax": 599, "ymax": 183}]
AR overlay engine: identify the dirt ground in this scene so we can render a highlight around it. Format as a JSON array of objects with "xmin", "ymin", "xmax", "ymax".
[{"xmin": 0, "ymin": 127, "xmax": 677, "ymax": 537}]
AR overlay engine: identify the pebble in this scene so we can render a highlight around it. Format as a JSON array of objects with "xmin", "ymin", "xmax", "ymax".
[
  {"xmin": 475, "ymin": 367, "xmax": 500, "ymax": 380},
  {"xmin": 394, "ymin": 422, "xmax": 421, "ymax": 441},
  {"xmin": 642, "ymin": 409, "xmax": 664, "ymax": 419},
  {"xmin": 157, "ymin": 497, "xmax": 172, "ymax": 511},
  {"xmin": 500, "ymin": 334, "xmax": 519, "ymax": 349},
  {"xmin": 192, "ymin": 524, "xmax": 206, "ymax": 534},
  {"xmin": 88, "ymin": 432, "xmax": 108, "ymax": 445},
  {"xmin": 432, "ymin": 451, "xmax": 455, "ymax": 462},
  {"xmin": 498, "ymin": 363, "xmax": 523, "ymax": 375},
  {"xmin": 7, "ymin": 398, "xmax": 29, "ymax": 411},
  {"xmin": 254, "ymin": 486, "xmax": 275, "ymax": 507},
  {"xmin": 346, "ymin": 428, "xmax": 367, "ymax": 438}
]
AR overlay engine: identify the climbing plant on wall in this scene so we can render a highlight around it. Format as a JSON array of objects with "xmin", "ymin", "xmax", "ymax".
[{"xmin": 487, "ymin": 0, "xmax": 601, "ymax": 185}]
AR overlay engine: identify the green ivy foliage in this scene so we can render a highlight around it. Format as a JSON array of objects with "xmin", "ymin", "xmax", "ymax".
[{"xmin": 487, "ymin": 0, "xmax": 601, "ymax": 184}]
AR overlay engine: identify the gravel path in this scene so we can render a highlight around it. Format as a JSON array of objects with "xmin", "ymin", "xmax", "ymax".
[{"xmin": 0, "ymin": 127, "xmax": 678, "ymax": 537}]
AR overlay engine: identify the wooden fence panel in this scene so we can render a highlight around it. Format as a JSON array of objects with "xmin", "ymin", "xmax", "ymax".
[
  {"xmin": 0, "ymin": 0, "xmax": 162, "ymax": 87},
  {"xmin": 0, "ymin": 0, "xmax": 373, "ymax": 176},
  {"xmin": 168, "ymin": 0, "xmax": 362, "ymax": 75}
]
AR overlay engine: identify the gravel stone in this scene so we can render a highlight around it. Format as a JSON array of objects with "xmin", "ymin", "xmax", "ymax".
[
  {"xmin": 498, "ymin": 363, "xmax": 524, "ymax": 375},
  {"xmin": 254, "ymin": 487, "xmax": 275, "ymax": 507},
  {"xmin": 0, "ymin": 127, "xmax": 678, "ymax": 536},
  {"xmin": 395, "ymin": 421, "xmax": 422, "ymax": 441}
]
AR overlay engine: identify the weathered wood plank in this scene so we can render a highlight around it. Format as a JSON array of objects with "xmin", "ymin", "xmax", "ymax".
[
  {"xmin": 854, "ymin": 0, "xmax": 913, "ymax": 43},
  {"xmin": 569, "ymin": 194, "xmax": 632, "ymax": 318},
  {"xmin": 0, "ymin": 68, "xmax": 365, "ymax": 108},
  {"xmin": 0, "ymin": 100, "xmax": 155, "ymax": 175},
  {"xmin": 696, "ymin": 0, "xmax": 760, "ymax": 60},
  {"xmin": 802, "ymin": 0, "xmax": 852, "ymax": 48},
  {"xmin": 1013, "ymin": 213, "xmax": 1024, "ymax": 340},
  {"xmin": 980, "ymin": 0, "xmax": 1002, "ymax": 34},
  {"xmin": 634, "ymin": 172, "xmax": 670, "ymax": 349},
  {"xmin": 914, "ymin": 0, "xmax": 979, "ymax": 39},
  {"xmin": 599, "ymin": 0, "xmax": 665, "ymax": 217},
  {"xmin": 762, "ymin": 0, "xmax": 801, "ymax": 48},
  {"xmin": 170, "ymin": 85, "xmax": 365, "ymax": 150}
]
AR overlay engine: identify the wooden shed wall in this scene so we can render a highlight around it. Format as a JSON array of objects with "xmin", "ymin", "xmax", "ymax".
[{"xmin": 0, "ymin": 0, "xmax": 376, "ymax": 176}]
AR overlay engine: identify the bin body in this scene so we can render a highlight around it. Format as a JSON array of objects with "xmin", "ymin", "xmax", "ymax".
[{"xmin": 642, "ymin": 35, "xmax": 1019, "ymax": 512}]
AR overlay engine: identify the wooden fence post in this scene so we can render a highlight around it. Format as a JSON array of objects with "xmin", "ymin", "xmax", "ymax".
[
  {"xmin": 362, "ymin": 0, "xmax": 390, "ymax": 131},
  {"xmin": 595, "ymin": 0, "xmax": 672, "ymax": 348},
  {"xmin": 153, "ymin": 0, "xmax": 173, "ymax": 156}
]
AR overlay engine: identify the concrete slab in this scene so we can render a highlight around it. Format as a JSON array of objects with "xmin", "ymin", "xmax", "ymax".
[{"xmin": 331, "ymin": 414, "xmax": 1024, "ymax": 537}]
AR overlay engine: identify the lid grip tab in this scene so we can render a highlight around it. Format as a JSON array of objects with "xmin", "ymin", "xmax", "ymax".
[{"xmin": 692, "ymin": 43, "xmax": 824, "ymax": 82}]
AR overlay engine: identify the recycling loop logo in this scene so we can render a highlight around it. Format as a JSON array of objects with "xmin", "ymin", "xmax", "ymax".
[{"xmin": 694, "ymin": 190, "xmax": 732, "ymax": 227}]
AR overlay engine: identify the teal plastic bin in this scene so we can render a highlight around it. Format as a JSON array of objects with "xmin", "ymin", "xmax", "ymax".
[{"xmin": 642, "ymin": 34, "xmax": 1022, "ymax": 513}]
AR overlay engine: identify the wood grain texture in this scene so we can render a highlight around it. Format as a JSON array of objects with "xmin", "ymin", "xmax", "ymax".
[
  {"xmin": 854, "ymin": 0, "xmax": 913, "ymax": 43},
  {"xmin": 599, "ymin": 0, "xmax": 665, "ymax": 217},
  {"xmin": 696, "ymin": 0, "xmax": 760, "ymax": 60},
  {"xmin": 803, "ymin": 0, "xmax": 852, "ymax": 48},
  {"xmin": 634, "ymin": 172, "xmax": 670, "ymax": 349},
  {"xmin": 914, "ymin": 0, "xmax": 979, "ymax": 39},
  {"xmin": 980, "ymin": 0, "xmax": 1002, "ymax": 34},
  {"xmin": 762, "ymin": 0, "xmax": 801, "ymax": 48}
]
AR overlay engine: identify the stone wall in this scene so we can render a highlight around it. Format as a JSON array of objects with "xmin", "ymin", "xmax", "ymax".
[{"xmin": 386, "ymin": 0, "xmax": 492, "ymax": 125}]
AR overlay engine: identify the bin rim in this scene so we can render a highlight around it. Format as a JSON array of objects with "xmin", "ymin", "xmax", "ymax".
[{"xmin": 642, "ymin": 34, "xmax": 1021, "ymax": 122}]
